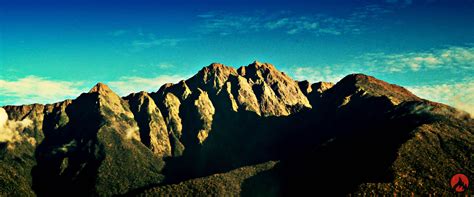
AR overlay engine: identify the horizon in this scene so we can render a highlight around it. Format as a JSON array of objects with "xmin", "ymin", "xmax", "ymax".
[{"xmin": 1, "ymin": 0, "xmax": 473, "ymax": 114}]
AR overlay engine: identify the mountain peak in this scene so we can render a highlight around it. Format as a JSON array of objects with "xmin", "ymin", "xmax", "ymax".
[
  {"xmin": 187, "ymin": 63, "xmax": 238, "ymax": 91},
  {"xmin": 201, "ymin": 62, "xmax": 236, "ymax": 74},
  {"xmin": 126, "ymin": 91, "xmax": 149, "ymax": 99},
  {"xmin": 248, "ymin": 61, "xmax": 275, "ymax": 70},
  {"xmin": 238, "ymin": 61, "xmax": 276, "ymax": 77},
  {"xmin": 252, "ymin": 60, "xmax": 262, "ymax": 65},
  {"xmin": 88, "ymin": 82, "xmax": 113, "ymax": 94},
  {"xmin": 206, "ymin": 62, "xmax": 225, "ymax": 69},
  {"xmin": 2, "ymin": 61, "xmax": 472, "ymax": 196},
  {"xmin": 334, "ymin": 73, "xmax": 420, "ymax": 105}
]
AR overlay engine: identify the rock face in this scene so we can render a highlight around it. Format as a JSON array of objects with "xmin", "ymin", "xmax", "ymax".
[
  {"xmin": 31, "ymin": 83, "xmax": 164, "ymax": 196},
  {"xmin": 0, "ymin": 62, "xmax": 472, "ymax": 196},
  {"xmin": 0, "ymin": 104, "xmax": 45, "ymax": 196},
  {"xmin": 277, "ymin": 74, "xmax": 473, "ymax": 196},
  {"xmin": 125, "ymin": 92, "xmax": 172, "ymax": 157},
  {"xmin": 238, "ymin": 61, "xmax": 311, "ymax": 116}
]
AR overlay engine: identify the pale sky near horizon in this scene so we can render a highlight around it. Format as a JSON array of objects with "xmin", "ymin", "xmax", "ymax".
[{"xmin": 1, "ymin": 0, "xmax": 473, "ymax": 114}]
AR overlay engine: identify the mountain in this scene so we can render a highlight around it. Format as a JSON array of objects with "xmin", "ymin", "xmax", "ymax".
[{"xmin": 0, "ymin": 62, "xmax": 472, "ymax": 196}]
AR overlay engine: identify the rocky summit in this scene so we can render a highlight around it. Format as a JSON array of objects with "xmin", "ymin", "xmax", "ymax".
[{"xmin": 0, "ymin": 62, "xmax": 472, "ymax": 196}]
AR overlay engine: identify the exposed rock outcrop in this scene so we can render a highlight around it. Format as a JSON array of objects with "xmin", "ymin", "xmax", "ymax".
[
  {"xmin": 1, "ymin": 62, "xmax": 472, "ymax": 196},
  {"xmin": 239, "ymin": 61, "xmax": 311, "ymax": 116},
  {"xmin": 125, "ymin": 92, "xmax": 172, "ymax": 157},
  {"xmin": 31, "ymin": 83, "xmax": 165, "ymax": 196}
]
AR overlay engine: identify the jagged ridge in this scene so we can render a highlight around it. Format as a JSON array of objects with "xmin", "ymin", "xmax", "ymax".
[{"xmin": 0, "ymin": 62, "xmax": 472, "ymax": 196}]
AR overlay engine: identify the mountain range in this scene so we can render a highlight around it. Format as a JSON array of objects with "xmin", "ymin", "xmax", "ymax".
[{"xmin": 0, "ymin": 61, "xmax": 472, "ymax": 196}]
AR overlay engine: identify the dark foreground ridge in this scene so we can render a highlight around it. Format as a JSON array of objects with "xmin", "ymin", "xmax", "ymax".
[{"xmin": 0, "ymin": 62, "xmax": 473, "ymax": 196}]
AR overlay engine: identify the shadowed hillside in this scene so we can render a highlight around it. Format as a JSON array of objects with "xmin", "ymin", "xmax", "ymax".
[{"xmin": 1, "ymin": 62, "xmax": 472, "ymax": 196}]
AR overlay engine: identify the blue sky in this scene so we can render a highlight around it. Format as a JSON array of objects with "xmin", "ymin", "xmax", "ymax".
[{"xmin": 1, "ymin": 0, "xmax": 473, "ymax": 114}]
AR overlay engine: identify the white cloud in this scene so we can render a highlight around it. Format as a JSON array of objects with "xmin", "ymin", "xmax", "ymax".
[
  {"xmin": 134, "ymin": 62, "xmax": 176, "ymax": 70},
  {"xmin": 132, "ymin": 38, "xmax": 183, "ymax": 49},
  {"xmin": 157, "ymin": 63, "xmax": 175, "ymax": 69},
  {"xmin": 406, "ymin": 81, "xmax": 474, "ymax": 115},
  {"xmin": 0, "ymin": 76, "xmax": 85, "ymax": 105},
  {"xmin": 288, "ymin": 64, "xmax": 474, "ymax": 115},
  {"xmin": 130, "ymin": 31, "xmax": 185, "ymax": 51},
  {"xmin": 286, "ymin": 45, "xmax": 474, "ymax": 115},
  {"xmin": 107, "ymin": 75, "xmax": 187, "ymax": 96},
  {"xmin": 287, "ymin": 45, "xmax": 474, "ymax": 82},
  {"xmin": 358, "ymin": 45, "xmax": 474, "ymax": 73},
  {"xmin": 287, "ymin": 66, "xmax": 349, "ymax": 83},
  {"xmin": 0, "ymin": 107, "xmax": 35, "ymax": 149},
  {"xmin": 0, "ymin": 74, "xmax": 190, "ymax": 105},
  {"xmin": 265, "ymin": 15, "xmax": 344, "ymax": 35},
  {"xmin": 265, "ymin": 18, "xmax": 290, "ymax": 29},
  {"xmin": 197, "ymin": 13, "xmax": 262, "ymax": 35},
  {"xmin": 197, "ymin": 5, "xmax": 391, "ymax": 36}
]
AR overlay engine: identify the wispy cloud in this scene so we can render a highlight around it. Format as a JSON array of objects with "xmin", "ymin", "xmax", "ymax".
[
  {"xmin": 133, "ymin": 62, "xmax": 177, "ymax": 71},
  {"xmin": 287, "ymin": 45, "xmax": 474, "ymax": 82},
  {"xmin": 0, "ymin": 108, "xmax": 36, "ymax": 149},
  {"xmin": 288, "ymin": 64, "xmax": 474, "ymax": 115},
  {"xmin": 128, "ymin": 31, "xmax": 186, "ymax": 51},
  {"xmin": 132, "ymin": 38, "xmax": 183, "ymax": 49},
  {"xmin": 197, "ymin": 4, "xmax": 392, "ymax": 36},
  {"xmin": 0, "ymin": 74, "xmax": 190, "ymax": 106},
  {"xmin": 265, "ymin": 15, "xmax": 345, "ymax": 35},
  {"xmin": 157, "ymin": 63, "xmax": 175, "ymax": 69},
  {"xmin": 107, "ymin": 75, "xmax": 187, "ymax": 96},
  {"xmin": 0, "ymin": 76, "xmax": 85, "ymax": 105},
  {"xmin": 358, "ymin": 45, "xmax": 474, "ymax": 73},
  {"xmin": 286, "ymin": 44, "xmax": 474, "ymax": 114},
  {"xmin": 197, "ymin": 12, "xmax": 262, "ymax": 35},
  {"xmin": 110, "ymin": 29, "xmax": 128, "ymax": 36},
  {"xmin": 266, "ymin": 5, "xmax": 391, "ymax": 35},
  {"xmin": 197, "ymin": 14, "xmax": 215, "ymax": 18},
  {"xmin": 287, "ymin": 65, "xmax": 349, "ymax": 83},
  {"xmin": 407, "ymin": 81, "xmax": 474, "ymax": 115}
]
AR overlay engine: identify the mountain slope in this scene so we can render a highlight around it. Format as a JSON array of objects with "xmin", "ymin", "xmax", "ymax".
[
  {"xmin": 32, "ymin": 83, "xmax": 164, "ymax": 196},
  {"xmin": 277, "ymin": 74, "xmax": 473, "ymax": 196},
  {"xmin": 0, "ymin": 62, "xmax": 472, "ymax": 196},
  {"xmin": 138, "ymin": 161, "xmax": 279, "ymax": 196}
]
